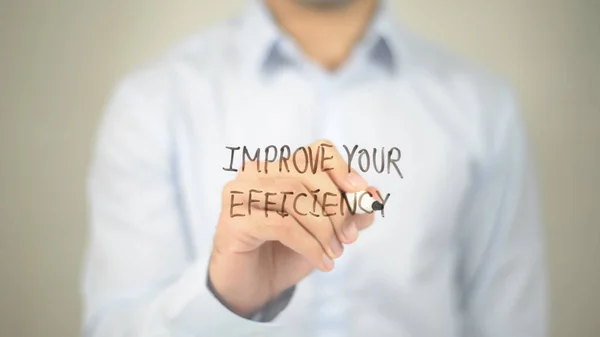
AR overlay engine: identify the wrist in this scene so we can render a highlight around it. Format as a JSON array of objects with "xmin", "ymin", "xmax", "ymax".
[
  {"xmin": 207, "ymin": 269, "xmax": 265, "ymax": 317},
  {"xmin": 207, "ymin": 261, "xmax": 296, "ymax": 321}
]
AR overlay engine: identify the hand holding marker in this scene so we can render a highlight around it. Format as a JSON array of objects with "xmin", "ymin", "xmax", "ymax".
[{"xmin": 210, "ymin": 140, "xmax": 396, "ymax": 319}]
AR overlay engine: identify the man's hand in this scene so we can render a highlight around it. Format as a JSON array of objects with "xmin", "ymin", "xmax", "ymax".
[{"xmin": 209, "ymin": 140, "xmax": 376, "ymax": 318}]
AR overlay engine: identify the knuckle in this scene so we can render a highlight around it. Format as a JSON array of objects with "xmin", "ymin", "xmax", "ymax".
[
  {"xmin": 262, "ymin": 216, "xmax": 290, "ymax": 236},
  {"xmin": 285, "ymin": 179, "xmax": 304, "ymax": 195},
  {"xmin": 258, "ymin": 176, "xmax": 279, "ymax": 191}
]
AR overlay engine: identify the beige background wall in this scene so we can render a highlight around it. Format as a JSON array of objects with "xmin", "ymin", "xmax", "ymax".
[{"xmin": 1, "ymin": 0, "xmax": 598, "ymax": 336}]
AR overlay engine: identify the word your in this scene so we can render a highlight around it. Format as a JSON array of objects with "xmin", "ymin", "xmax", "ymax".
[
  {"xmin": 223, "ymin": 143, "xmax": 403, "ymax": 178},
  {"xmin": 229, "ymin": 189, "xmax": 391, "ymax": 218}
]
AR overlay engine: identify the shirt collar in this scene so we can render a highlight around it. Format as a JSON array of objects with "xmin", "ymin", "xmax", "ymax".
[{"xmin": 237, "ymin": 0, "xmax": 402, "ymax": 77}]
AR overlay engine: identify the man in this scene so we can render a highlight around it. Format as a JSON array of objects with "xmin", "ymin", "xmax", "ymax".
[{"xmin": 82, "ymin": 0, "xmax": 548, "ymax": 336}]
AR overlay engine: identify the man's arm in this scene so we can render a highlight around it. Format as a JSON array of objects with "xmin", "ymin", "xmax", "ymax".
[
  {"xmin": 81, "ymin": 74, "xmax": 285, "ymax": 337},
  {"xmin": 456, "ymin": 87, "xmax": 548, "ymax": 337}
]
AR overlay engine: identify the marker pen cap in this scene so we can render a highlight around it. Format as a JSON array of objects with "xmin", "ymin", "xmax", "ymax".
[{"xmin": 345, "ymin": 190, "xmax": 383, "ymax": 214}]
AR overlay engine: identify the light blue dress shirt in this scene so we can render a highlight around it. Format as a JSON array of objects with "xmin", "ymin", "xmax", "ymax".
[{"xmin": 82, "ymin": 1, "xmax": 548, "ymax": 336}]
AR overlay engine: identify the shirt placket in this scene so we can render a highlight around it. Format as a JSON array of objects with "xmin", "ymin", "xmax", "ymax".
[{"xmin": 311, "ymin": 73, "xmax": 352, "ymax": 337}]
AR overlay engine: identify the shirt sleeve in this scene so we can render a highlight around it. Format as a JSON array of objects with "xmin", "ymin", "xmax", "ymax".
[
  {"xmin": 456, "ymin": 87, "xmax": 548, "ymax": 337},
  {"xmin": 82, "ymin": 74, "xmax": 290, "ymax": 337}
]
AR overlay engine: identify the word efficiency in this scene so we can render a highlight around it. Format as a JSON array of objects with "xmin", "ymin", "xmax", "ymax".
[{"xmin": 229, "ymin": 189, "xmax": 391, "ymax": 218}]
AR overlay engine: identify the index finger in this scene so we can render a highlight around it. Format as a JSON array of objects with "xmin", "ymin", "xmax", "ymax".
[{"xmin": 312, "ymin": 140, "xmax": 368, "ymax": 193}]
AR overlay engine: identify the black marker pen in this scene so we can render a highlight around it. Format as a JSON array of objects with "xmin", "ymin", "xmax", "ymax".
[{"xmin": 346, "ymin": 190, "xmax": 384, "ymax": 213}]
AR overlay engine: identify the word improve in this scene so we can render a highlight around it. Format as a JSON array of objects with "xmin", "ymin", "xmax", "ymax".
[
  {"xmin": 223, "ymin": 144, "xmax": 403, "ymax": 178},
  {"xmin": 222, "ymin": 143, "xmax": 403, "ymax": 218},
  {"xmin": 229, "ymin": 189, "xmax": 391, "ymax": 218}
]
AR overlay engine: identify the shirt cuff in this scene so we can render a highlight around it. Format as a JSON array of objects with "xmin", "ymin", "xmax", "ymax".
[
  {"xmin": 158, "ymin": 254, "xmax": 292, "ymax": 337},
  {"xmin": 218, "ymin": 281, "xmax": 295, "ymax": 323}
]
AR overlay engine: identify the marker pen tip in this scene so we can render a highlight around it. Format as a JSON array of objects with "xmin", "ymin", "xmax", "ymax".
[{"xmin": 372, "ymin": 201, "xmax": 384, "ymax": 211}]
